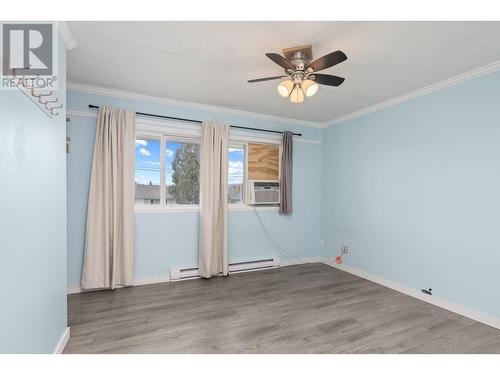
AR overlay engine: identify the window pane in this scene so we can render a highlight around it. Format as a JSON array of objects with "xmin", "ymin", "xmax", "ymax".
[
  {"xmin": 135, "ymin": 138, "xmax": 161, "ymax": 205},
  {"xmin": 166, "ymin": 141, "xmax": 200, "ymax": 205},
  {"xmin": 228, "ymin": 146, "xmax": 245, "ymax": 204},
  {"xmin": 247, "ymin": 143, "xmax": 279, "ymax": 181}
]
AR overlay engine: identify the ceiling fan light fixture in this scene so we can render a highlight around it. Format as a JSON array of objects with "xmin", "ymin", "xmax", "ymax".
[
  {"xmin": 277, "ymin": 80, "xmax": 294, "ymax": 97},
  {"xmin": 289, "ymin": 84, "xmax": 304, "ymax": 104},
  {"xmin": 302, "ymin": 79, "xmax": 319, "ymax": 97},
  {"xmin": 249, "ymin": 48, "xmax": 347, "ymax": 104}
]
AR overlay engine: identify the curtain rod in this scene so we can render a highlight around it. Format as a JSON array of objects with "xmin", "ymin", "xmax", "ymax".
[{"xmin": 88, "ymin": 105, "xmax": 302, "ymax": 137}]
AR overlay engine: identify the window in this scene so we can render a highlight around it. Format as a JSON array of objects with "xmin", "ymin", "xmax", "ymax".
[
  {"xmin": 228, "ymin": 146, "xmax": 245, "ymax": 204},
  {"xmin": 227, "ymin": 143, "xmax": 280, "ymax": 206},
  {"xmin": 135, "ymin": 124, "xmax": 281, "ymax": 211},
  {"xmin": 135, "ymin": 138, "xmax": 161, "ymax": 205},
  {"xmin": 135, "ymin": 134, "xmax": 200, "ymax": 209},
  {"xmin": 247, "ymin": 143, "xmax": 280, "ymax": 181},
  {"xmin": 166, "ymin": 141, "xmax": 200, "ymax": 205}
]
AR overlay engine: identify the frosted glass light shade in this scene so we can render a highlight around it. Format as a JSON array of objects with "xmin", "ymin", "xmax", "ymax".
[
  {"xmin": 302, "ymin": 80, "xmax": 319, "ymax": 97},
  {"xmin": 277, "ymin": 80, "xmax": 294, "ymax": 97},
  {"xmin": 289, "ymin": 85, "xmax": 304, "ymax": 103}
]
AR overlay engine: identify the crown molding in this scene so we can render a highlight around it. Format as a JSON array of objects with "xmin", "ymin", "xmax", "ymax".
[
  {"xmin": 68, "ymin": 59, "xmax": 500, "ymax": 129},
  {"xmin": 55, "ymin": 22, "xmax": 78, "ymax": 50},
  {"xmin": 326, "ymin": 60, "xmax": 500, "ymax": 127},
  {"xmin": 67, "ymin": 82, "xmax": 327, "ymax": 130},
  {"xmin": 66, "ymin": 109, "xmax": 322, "ymax": 144}
]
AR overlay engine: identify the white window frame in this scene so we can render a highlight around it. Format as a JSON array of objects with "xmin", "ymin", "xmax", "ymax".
[
  {"xmin": 134, "ymin": 132, "xmax": 162, "ymax": 210},
  {"xmin": 228, "ymin": 142, "xmax": 247, "ymax": 208},
  {"xmin": 135, "ymin": 121, "xmax": 201, "ymax": 213},
  {"xmin": 228, "ymin": 139, "xmax": 282, "ymax": 212},
  {"xmin": 134, "ymin": 120, "xmax": 281, "ymax": 213},
  {"xmin": 164, "ymin": 135, "xmax": 201, "ymax": 209}
]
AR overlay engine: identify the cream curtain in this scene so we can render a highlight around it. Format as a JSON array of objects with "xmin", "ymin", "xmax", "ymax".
[
  {"xmin": 198, "ymin": 118, "xmax": 229, "ymax": 278},
  {"xmin": 81, "ymin": 106, "xmax": 136, "ymax": 290}
]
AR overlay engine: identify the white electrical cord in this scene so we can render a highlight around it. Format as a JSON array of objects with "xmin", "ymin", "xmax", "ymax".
[{"xmin": 252, "ymin": 205, "xmax": 307, "ymax": 265}]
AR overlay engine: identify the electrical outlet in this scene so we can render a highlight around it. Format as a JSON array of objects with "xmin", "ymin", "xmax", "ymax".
[
  {"xmin": 320, "ymin": 240, "xmax": 325, "ymax": 247},
  {"xmin": 341, "ymin": 245, "xmax": 349, "ymax": 255}
]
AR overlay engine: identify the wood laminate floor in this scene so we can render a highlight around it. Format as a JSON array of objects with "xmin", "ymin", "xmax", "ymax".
[{"xmin": 64, "ymin": 263, "xmax": 500, "ymax": 354}]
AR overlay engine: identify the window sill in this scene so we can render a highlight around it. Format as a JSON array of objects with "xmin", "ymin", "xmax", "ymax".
[
  {"xmin": 135, "ymin": 205, "xmax": 200, "ymax": 214},
  {"xmin": 228, "ymin": 205, "xmax": 279, "ymax": 212},
  {"xmin": 134, "ymin": 204, "xmax": 279, "ymax": 214}
]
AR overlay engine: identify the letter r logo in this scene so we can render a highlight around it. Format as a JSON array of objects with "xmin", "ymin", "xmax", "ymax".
[{"xmin": 2, "ymin": 23, "xmax": 53, "ymax": 76}]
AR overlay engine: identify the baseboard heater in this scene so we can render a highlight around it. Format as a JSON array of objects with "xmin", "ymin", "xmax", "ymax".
[{"xmin": 170, "ymin": 257, "xmax": 280, "ymax": 281}]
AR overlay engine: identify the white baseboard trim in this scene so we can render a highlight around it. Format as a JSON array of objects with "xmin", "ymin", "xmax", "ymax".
[
  {"xmin": 133, "ymin": 275, "xmax": 171, "ymax": 286},
  {"xmin": 280, "ymin": 256, "xmax": 322, "ymax": 267},
  {"xmin": 54, "ymin": 327, "xmax": 70, "ymax": 354},
  {"xmin": 68, "ymin": 256, "xmax": 321, "ymax": 294},
  {"xmin": 169, "ymin": 256, "xmax": 322, "ymax": 282},
  {"xmin": 67, "ymin": 274, "xmax": 171, "ymax": 294},
  {"xmin": 321, "ymin": 258, "xmax": 500, "ymax": 330},
  {"xmin": 67, "ymin": 286, "xmax": 82, "ymax": 294}
]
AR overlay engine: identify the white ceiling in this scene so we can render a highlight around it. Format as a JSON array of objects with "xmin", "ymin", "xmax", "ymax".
[{"xmin": 67, "ymin": 21, "xmax": 500, "ymax": 123}]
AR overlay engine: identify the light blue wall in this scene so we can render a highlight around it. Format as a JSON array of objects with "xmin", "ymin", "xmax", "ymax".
[
  {"xmin": 321, "ymin": 71, "xmax": 500, "ymax": 317},
  {"xmin": 66, "ymin": 58, "xmax": 500, "ymax": 321},
  {"xmin": 0, "ymin": 36, "xmax": 67, "ymax": 353},
  {"xmin": 66, "ymin": 91, "xmax": 322, "ymax": 289}
]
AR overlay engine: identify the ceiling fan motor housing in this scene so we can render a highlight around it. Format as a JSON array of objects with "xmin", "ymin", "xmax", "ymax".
[
  {"xmin": 282, "ymin": 44, "xmax": 313, "ymax": 65},
  {"xmin": 290, "ymin": 51, "xmax": 308, "ymax": 71}
]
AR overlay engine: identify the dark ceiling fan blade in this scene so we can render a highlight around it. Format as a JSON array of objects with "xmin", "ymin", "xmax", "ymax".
[
  {"xmin": 307, "ymin": 50, "xmax": 347, "ymax": 72},
  {"xmin": 265, "ymin": 53, "xmax": 295, "ymax": 70},
  {"xmin": 313, "ymin": 73, "xmax": 345, "ymax": 86},
  {"xmin": 247, "ymin": 75, "xmax": 286, "ymax": 83}
]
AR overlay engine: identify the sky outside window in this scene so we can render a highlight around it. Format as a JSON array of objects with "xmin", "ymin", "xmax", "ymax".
[
  {"xmin": 135, "ymin": 138, "xmax": 161, "ymax": 185},
  {"xmin": 228, "ymin": 147, "xmax": 244, "ymax": 185},
  {"xmin": 135, "ymin": 140, "xmax": 245, "ymax": 188}
]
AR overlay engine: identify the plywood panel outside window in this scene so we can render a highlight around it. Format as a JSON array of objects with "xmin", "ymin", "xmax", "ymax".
[{"xmin": 247, "ymin": 143, "xmax": 279, "ymax": 181}]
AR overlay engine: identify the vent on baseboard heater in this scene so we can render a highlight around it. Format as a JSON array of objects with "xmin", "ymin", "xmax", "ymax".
[
  {"xmin": 170, "ymin": 257, "xmax": 280, "ymax": 281},
  {"xmin": 248, "ymin": 180, "xmax": 280, "ymax": 205}
]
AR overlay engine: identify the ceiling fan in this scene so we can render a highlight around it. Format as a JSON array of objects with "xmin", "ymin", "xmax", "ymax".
[{"xmin": 248, "ymin": 45, "xmax": 347, "ymax": 103}]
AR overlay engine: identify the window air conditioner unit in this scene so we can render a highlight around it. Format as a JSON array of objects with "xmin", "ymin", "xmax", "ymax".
[{"xmin": 248, "ymin": 180, "xmax": 280, "ymax": 205}]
